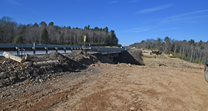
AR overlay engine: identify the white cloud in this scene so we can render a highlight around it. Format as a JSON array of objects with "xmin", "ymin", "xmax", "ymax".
[
  {"xmin": 136, "ymin": 4, "xmax": 173, "ymax": 14},
  {"xmin": 161, "ymin": 9, "xmax": 208, "ymax": 23}
]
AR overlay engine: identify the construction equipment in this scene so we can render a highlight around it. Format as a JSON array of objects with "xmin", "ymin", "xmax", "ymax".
[
  {"xmin": 166, "ymin": 54, "xmax": 174, "ymax": 58},
  {"xmin": 150, "ymin": 50, "xmax": 162, "ymax": 55},
  {"xmin": 204, "ymin": 58, "xmax": 208, "ymax": 82}
]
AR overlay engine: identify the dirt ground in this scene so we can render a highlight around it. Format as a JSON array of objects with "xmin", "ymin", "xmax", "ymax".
[
  {"xmin": 142, "ymin": 50, "xmax": 205, "ymax": 69},
  {"xmin": 1, "ymin": 50, "xmax": 208, "ymax": 111}
]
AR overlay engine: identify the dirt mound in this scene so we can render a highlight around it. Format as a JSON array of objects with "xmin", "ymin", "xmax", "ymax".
[
  {"xmin": 0, "ymin": 59, "xmax": 74, "ymax": 88},
  {"xmin": 0, "ymin": 52, "xmax": 79, "ymax": 88},
  {"xmin": 66, "ymin": 51, "xmax": 114, "ymax": 64},
  {"xmin": 91, "ymin": 53, "xmax": 114, "ymax": 64},
  {"xmin": 114, "ymin": 50, "xmax": 144, "ymax": 65},
  {"xmin": 0, "ymin": 51, "xmax": 115, "ymax": 88},
  {"xmin": 43, "ymin": 52, "xmax": 76, "ymax": 69},
  {"xmin": 44, "ymin": 52, "xmax": 69, "ymax": 61},
  {"xmin": 68, "ymin": 50, "xmax": 84, "ymax": 56}
]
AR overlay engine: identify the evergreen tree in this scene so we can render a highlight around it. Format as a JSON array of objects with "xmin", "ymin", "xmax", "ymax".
[
  {"xmin": 67, "ymin": 26, "xmax": 71, "ymax": 29},
  {"xmin": 198, "ymin": 40, "xmax": 203, "ymax": 46},
  {"xmin": 110, "ymin": 30, "xmax": 118, "ymax": 45},
  {"xmin": 84, "ymin": 25, "xmax": 90, "ymax": 30},
  {"xmin": 188, "ymin": 39, "xmax": 195, "ymax": 45},
  {"xmin": 94, "ymin": 27, "xmax": 99, "ymax": 31},
  {"xmin": 164, "ymin": 36, "xmax": 170, "ymax": 43},
  {"xmin": 33, "ymin": 22, "xmax": 39, "ymax": 27},
  {"xmin": 41, "ymin": 27, "xmax": 48, "ymax": 44},
  {"xmin": 48, "ymin": 22, "xmax": 54, "ymax": 26},
  {"xmin": 40, "ymin": 21, "xmax": 47, "ymax": 27},
  {"xmin": 103, "ymin": 26, "xmax": 109, "ymax": 33},
  {"xmin": 12, "ymin": 35, "xmax": 23, "ymax": 44},
  {"xmin": 106, "ymin": 35, "xmax": 111, "ymax": 45}
]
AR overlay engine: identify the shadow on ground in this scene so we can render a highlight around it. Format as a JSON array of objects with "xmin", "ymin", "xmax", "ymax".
[{"xmin": 113, "ymin": 50, "xmax": 145, "ymax": 65}]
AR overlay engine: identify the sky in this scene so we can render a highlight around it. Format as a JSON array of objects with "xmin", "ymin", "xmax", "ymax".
[{"xmin": 0, "ymin": 0, "xmax": 208, "ymax": 46}]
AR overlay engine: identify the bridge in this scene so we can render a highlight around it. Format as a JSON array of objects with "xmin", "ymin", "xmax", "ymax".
[{"xmin": 0, "ymin": 43, "xmax": 126, "ymax": 58}]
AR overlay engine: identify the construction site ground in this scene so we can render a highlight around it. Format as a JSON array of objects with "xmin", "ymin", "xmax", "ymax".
[{"xmin": 0, "ymin": 50, "xmax": 208, "ymax": 111}]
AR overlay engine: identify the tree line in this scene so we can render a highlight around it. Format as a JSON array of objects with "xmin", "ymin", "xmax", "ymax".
[
  {"xmin": 0, "ymin": 16, "xmax": 118, "ymax": 46},
  {"xmin": 130, "ymin": 37, "xmax": 208, "ymax": 64}
]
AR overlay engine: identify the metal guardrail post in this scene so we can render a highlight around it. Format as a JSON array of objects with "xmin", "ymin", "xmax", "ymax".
[
  {"xmin": 33, "ymin": 42, "xmax": 36, "ymax": 55},
  {"xmin": 45, "ymin": 47, "xmax": 48, "ymax": 54},
  {"xmin": 55, "ymin": 47, "xmax": 58, "ymax": 52},
  {"xmin": 63, "ymin": 47, "xmax": 66, "ymax": 53},
  {"xmin": 20, "ymin": 48, "xmax": 25, "ymax": 57},
  {"xmin": 32, "ymin": 47, "xmax": 35, "ymax": 54},
  {"xmin": 15, "ymin": 47, "xmax": 19, "ymax": 56}
]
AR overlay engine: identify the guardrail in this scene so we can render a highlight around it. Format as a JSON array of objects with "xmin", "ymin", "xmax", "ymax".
[
  {"xmin": 0, "ymin": 43, "xmax": 125, "ymax": 55},
  {"xmin": 0, "ymin": 43, "xmax": 83, "ymax": 51}
]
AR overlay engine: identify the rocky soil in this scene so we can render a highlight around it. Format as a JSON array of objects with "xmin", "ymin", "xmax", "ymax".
[
  {"xmin": 0, "ymin": 49, "xmax": 208, "ymax": 111},
  {"xmin": 0, "ymin": 51, "xmax": 113, "ymax": 88}
]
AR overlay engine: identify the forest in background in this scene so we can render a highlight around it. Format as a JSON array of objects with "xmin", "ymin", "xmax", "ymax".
[
  {"xmin": 0, "ymin": 16, "xmax": 118, "ymax": 46},
  {"xmin": 130, "ymin": 37, "xmax": 208, "ymax": 64}
]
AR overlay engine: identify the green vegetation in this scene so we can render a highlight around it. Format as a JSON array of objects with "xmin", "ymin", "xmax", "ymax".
[
  {"xmin": 41, "ymin": 27, "xmax": 48, "ymax": 44},
  {"xmin": 12, "ymin": 35, "xmax": 23, "ymax": 44},
  {"xmin": 48, "ymin": 22, "xmax": 54, "ymax": 26},
  {"xmin": 172, "ymin": 53, "xmax": 205, "ymax": 64},
  {"xmin": 130, "ymin": 36, "xmax": 207, "ymax": 65},
  {"xmin": 0, "ymin": 16, "xmax": 119, "ymax": 46},
  {"xmin": 70, "ymin": 42, "xmax": 107, "ymax": 46}
]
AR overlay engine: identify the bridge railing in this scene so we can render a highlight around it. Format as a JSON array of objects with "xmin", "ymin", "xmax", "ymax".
[{"xmin": 0, "ymin": 43, "xmax": 125, "ymax": 55}]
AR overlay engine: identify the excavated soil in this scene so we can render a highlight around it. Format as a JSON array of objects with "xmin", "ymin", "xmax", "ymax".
[
  {"xmin": 0, "ymin": 51, "xmax": 113, "ymax": 88},
  {"xmin": 0, "ymin": 50, "xmax": 208, "ymax": 111}
]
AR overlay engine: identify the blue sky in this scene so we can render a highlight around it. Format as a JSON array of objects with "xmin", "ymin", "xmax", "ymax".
[{"xmin": 0, "ymin": 0, "xmax": 207, "ymax": 46}]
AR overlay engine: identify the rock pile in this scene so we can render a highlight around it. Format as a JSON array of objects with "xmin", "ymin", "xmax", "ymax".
[{"xmin": 0, "ymin": 51, "xmax": 114, "ymax": 88}]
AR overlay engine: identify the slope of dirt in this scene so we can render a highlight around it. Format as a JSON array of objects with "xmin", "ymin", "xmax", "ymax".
[
  {"xmin": 0, "ymin": 51, "xmax": 114, "ymax": 88},
  {"xmin": 114, "ymin": 50, "xmax": 144, "ymax": 65},
  {"xmin": 0, "ymin": 49, "xmax": 208, "ymax": 111},
  {"xmin": 66, "ymin": 50, "xmax": 114, "ymax": 64}
]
